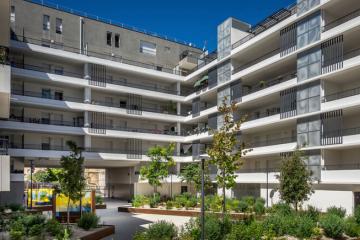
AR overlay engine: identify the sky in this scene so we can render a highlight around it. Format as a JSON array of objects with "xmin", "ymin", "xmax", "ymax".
[{"xmin": 44, "ymin": 0, "xmax": 295, "ymax": 51}]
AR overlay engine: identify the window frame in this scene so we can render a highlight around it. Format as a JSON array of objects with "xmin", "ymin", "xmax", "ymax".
[
  {"xmin": 43, "ymin": 15, "xmax": 50, "ymax": 31},
  {"xmin": 56, "ymin": 18, "xmax": 63, "ymax": 34},
  {"xmin": 106, "ymin": 31, "xmax": 112, "ymax": 46}
]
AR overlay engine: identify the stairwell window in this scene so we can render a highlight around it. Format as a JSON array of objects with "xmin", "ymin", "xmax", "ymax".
[
  {"xmin": 115, "ymin": 34, "xmax": 120, "ymax": 48},
  {"xmin": 140, "ymin": 40, "xmax": 156, "ymax": 56},
  {"xmin": 43, "ymin": 15, "xmax": 50, "ymax": 31},
  {"xmin": 106, "ymin": 32, "xmax": 112, "ymax": 46},
  {"xmin": 56, "ymin": 18, "xmax": 63, "ymax": 34}
]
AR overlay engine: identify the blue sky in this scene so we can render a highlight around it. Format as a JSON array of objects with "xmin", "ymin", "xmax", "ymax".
[{"xmin": 46, "ymin": 0, "xmax": 295, "ymax": 50}]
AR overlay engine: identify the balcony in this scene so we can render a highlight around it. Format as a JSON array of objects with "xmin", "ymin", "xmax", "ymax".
[
  {"xmin": 244, "ymin": 107, "xmax": 281, "ymax": 122},
  {"xmin": 322, "ymin": 86, "xmax": 360, "ymax": 103},
  {"xmin": 9, "ymin": 116, "xmax": 82, "ymax": 127},
  {"xmin": 246, "ymin": 136, "xmax": 296, "ymax": 148},
  {"xmin": 323, "ymin": 8, "xmax": 360, "ymax": 33},
  {"xmin": 178, "ymin": 51, "xmax": 200, "ymax": 70},
  {"xmin": 11, "ymin": 62, "xmax": 181, "ymax": 96},
  {"xmin": 0, "ymin": 138, "xmax": 9, "ymax": 155}
]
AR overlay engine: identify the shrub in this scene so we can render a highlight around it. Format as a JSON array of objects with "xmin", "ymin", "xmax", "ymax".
[
  {"xmin": 95, "ymin": 195, "xmax": 104, "ymax": 205},
  {"xmin": 254, "ymin": 201, "xmax": 265, "ymax": 215},
  {"xmin": 132, "ymin": 195, "xmax": 148, "ymax": 208},
  {"xmin": 303, "ymin": 205, "xmax": 320, "ymax": 222},
  {"xmin": 208, "ymin": 195, "xmax": 222, "ymax": 212},
  {"xmin": 237, "ymin": 201, "xmax": 248, "ymax": 213},
  {"xmin": 242, "ymin": 196, "xmax": 255, "ymax": 206},
  {"xmin": 179, "ymin": 218, "xmax": 200, "ymax": 240},
  {"xmin": 344, "ymin": 217, "xmax": 360, "ymax": 237},
  {"xmin": 227, "ymin": 199, "xmax": 240, "ymax": 212},
  {"xmin": 23, "ymin": 214, "xmax": 46, "ymax": 231},
  {"xmin": 326, "ymin": 206, "xmax": 346, "ymax": 218},
  {"xmin": 294, "ymin": 216, "xmax": 316, "ymax": 239},
  {"xmin": 268, "ymin": 203, "xmax": 292, "ymax": 215},
  {"xmin": 46, "ymin": 219, "xmax": 64, "ymax": 236},
  {"xmin": 227, "ymin": 221, "xmax": 263, "ymax": 240},
  {"xmin": 28, "ymin": 224, "xmax": 43, "ymax": 236},
  {"xmin": 56, "ymin": 227, "xmax": 72, "ymax": 240},
  {"xmin": 7, "ymin": 203, "xmax": 24, "ymax": 212},
  {"xmin": 354, "ymin": 205, "xmax": 360, "ymax": 224},
  {"xmin": 320, "ymin": 214, "xmax": 344, "ymax": 239},
  {"xmin": 255, "ymin": 197, "xmax": 265, "ymax": 205},
  {"xmin": 77, "ymin": 212, "xmax": 99, "ymax": 230},
  {"xmin": 146, "ymin": 221, "xmax": 177, "ymax": 240},
  {"xmin": 166, "ymin": 201, "xmax": 173, "ymax": 210},
  {"xmin": 9, "ymin": 230, "xmax": 24, "ymax": 240}
]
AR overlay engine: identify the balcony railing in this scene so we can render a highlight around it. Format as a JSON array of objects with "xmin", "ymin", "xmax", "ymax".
[
  {"xmin": 244, "ymin": 108, "xmax": 281, "ymax": 122},
  {"xmin": 231, "ymin": 3, "xmax": 296, "ymax": 50},
  {"xmin": 323, "ymin": 8, "xmax": 360, "ymax": 32},
  {"xmin": 242, "ymin": 72, "xmax": 297, "ymax": 96},
  {"xmin": 9, "ymin": 116, "xmax": 83, "ymax": 127},
  {"xmin": 232, "ymin": 48, "xmax": 280, "ymax": 75},
  {"xmin": 11, "ymin": 62, "xmax": 181, "ymax": 95},
  {"xmin": 246, "ymin": 136, "xmax": 296, "ymax": 148},
  {"xmin": 11, "ymin": 33, "xmax": 185, "ymax": 76},
  {"xmin": 322, "ymin": 86, "xmax": 360, "ymax": 103},
  {"xmin": 0, "ymin": 138, "xmax": 9, "ymax": 155},
  {"xmin": 97, "ymin": 124, "xmax": 181, "ymax": 136}
]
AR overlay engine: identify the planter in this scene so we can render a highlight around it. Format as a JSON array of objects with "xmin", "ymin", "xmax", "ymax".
[
  {"xmin": 95, "ymin": 204, "xmax": 107, "ymax": 209},
  {"xmin": 79, "ymin": 225, "xmax": 115, "ymax": 240},
  {"xmin": 118, "ymin": 206, "xmax": 262, "ymax": 220}
]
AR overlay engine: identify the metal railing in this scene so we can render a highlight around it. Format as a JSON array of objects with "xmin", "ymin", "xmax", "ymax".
[
  {"xmin": 25, "ymin": 0, "xmax": 196, "ymax": 48},
  {"xmin": 322, "ymin": 86, "xmax": 360, "ymax": 103},
  {"xmin": 323, "ymin": 8, "xmax": 360, "ymax": 32},
  {"xmin": 9, "ymin": 116, "xmax": 83, "ymax": 127},
  {"xmin": 11, "ymin": 61, "xmax": 181, "ymax": 95},
  {"xmin": 246, "ymin": 136, "xmax": 296, "ymax": 148},
  {"xmin": 242, "ymin": 72, "xmax": 297, "ymax": 96},
  {"xmin": 12, "ymin": 89, "xmax": 84, "ymax": 103},
  {"xmin": 232, "ymin": 48, "xmax": 280, "ymax": 74},
  {"xmin": 244, "ymin": 108, "xmax": 281, "ymax": 122},
  {"xmin": 11, "ymin": 33, "xmax": 185, "ymax": 76}
]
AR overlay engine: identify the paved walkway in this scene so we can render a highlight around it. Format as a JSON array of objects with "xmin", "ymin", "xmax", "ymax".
[{"xmin": 98, "ymin": 199, "xmax": 191, "ymax": 240}]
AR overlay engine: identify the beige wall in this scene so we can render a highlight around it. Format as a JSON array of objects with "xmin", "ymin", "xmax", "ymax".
[{"xmin": 0, "ymin": 0, "xmax": 10, "ymax": 47}]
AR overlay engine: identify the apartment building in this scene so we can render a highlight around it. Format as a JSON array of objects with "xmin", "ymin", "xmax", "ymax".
[{"xmin": 0, "ymin": 0, "xmax": 360, "ymax": 213}]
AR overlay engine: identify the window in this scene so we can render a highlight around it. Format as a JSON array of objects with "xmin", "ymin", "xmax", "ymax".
[
  {"xmin": 54, "ymin": 66, "xmax": 63, "ymax": 75},
  {"xmin": 297, "ymin": 116, "xmax": 321, "ymax": 147},
  {"xmin": 43, "ymin": 15, "xmax": 50, "ymax": 31},
  {"xmin": 41, "ymin": 89, "xmax": 51, "ymax": 99},
  {"xmin": 297, "ymin": 0, "xmax": 320, "ymax": 15},
  {"xmin": 297, "ymin": 82, "xmax": 320, "ymax": 115},
  {"xmin": 297, "ymin": 47, "xmax": 321, "ymax": 82},
  {"xmin": 106, "ymin": 32, "xmax": 112, "ymax": 46},
  {"xmin": 297, "ymin": 12, "xmax": 321, "ymax": 49},
  {"xmin": 56, "ymin": 18, "xmax": 63, "ymax": 34},
  {"xmin": 140, "ymin": 40, "xmax": 156, "ymax": 55},
  {"xmin": 10, "ymin": 6, "xmax": 15, "ymax": 22},
  {"xmin": 54, "ymin": 91, "xmax": 63, "ymax": 100},
  {"xmin": 115, "ymin": 34, "xmax": 120, "ymax": 48}
]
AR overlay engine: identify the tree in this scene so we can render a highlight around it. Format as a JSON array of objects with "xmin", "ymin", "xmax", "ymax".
[
  {"xmin": 140, "ymin": 143, "xmax": 176, "ymax": 194},
  {"xmin": 179, "ymin": 162, "xmax": 212, "ymax": 193},
  {"xmin": 58, "ymin": 141, "xmax": 86, "ymax": 224},
  {"xmin": 31, "ymin": 168, "xmax": 62, "ymax": 183},
  {"xmin": 207, "ymin": 98, "xmax": 247, "ymax": 219},
  {"xmin": 276, "ymin": 148, "xmax": 314, "ymax": 211}
]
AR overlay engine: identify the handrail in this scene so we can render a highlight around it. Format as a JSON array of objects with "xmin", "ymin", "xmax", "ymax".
[
  {"xmin": 0, "ymin": 138, "xmax": 9, "ymax": 155},
  {"xmin": 9, "ymin": 116, "xmax": 83, "ymax": 127},
  {"xmin": 322, "ymin": 86, "xmax": 360, "ymax": 103},
  {"xmin": 246, "ymin": 136, "xmax": 296, "ymax": 148},
  {"xmin": 24, "ymin": 0, "xmax": 198, "ymax": 48},
  {"xmin": 244, "ymin": 108, "xmax": 281, "ymax": 122},
  {"xmin": 323, "ymin": 8, "xmax": 360, "ymax": 32},
  {"xmin": 232, "ymin": 48, "xmax": 280, "ymax": 74}
]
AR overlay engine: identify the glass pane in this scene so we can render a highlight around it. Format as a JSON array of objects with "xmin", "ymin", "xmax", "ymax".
[
  {"xmin": 308, "ymin": 97, "xmax": 320, "ymax": 112},
  {"xmin": 297, "ymin": 34, "xmax": 308, "ymax": 49},
  {"xmin": 297, "ymin": 88, "xmax": 309, "ymax": 100},
  {"xmin": 308, "ymin": 131, "xmax": 320, "ymax": 146},
  {"xmin": 308, "ymin": 28, "xmax": 320, "ymax": 44},
  {"xmin": 308, "ymin": 62, "xmax": 321, "ymax": 78},
  {"xmin": 297, "ymin": 122, "xmax": 309, "ymax": 134},
  {"xmin": 297, "ymin": 99, "xmax": 308, "ymax": 115},
  {"xmin": 298, "ymin": 133, "xmax": 308, "ymax": 147},
  {"xmin": 297, "ymin": 67, "xmax": 308, "ymax": 82},
  {"xmin": 297, "ymin": 55, "xmax": 309, "ymax": 68},
  {"xmin": 309, "ymin": 14, "xmax": 321, "ymax": 29},
  {"xmin": 309, "ymin": 119, "xmax": 321, "ymax": 131},
  {"xmin": 297, "ymin": 21, "xmax": 308, "ymax": 35},
  {"xmin": 309, "ymin": 84, "xmax": 320, "ymax": 97}
]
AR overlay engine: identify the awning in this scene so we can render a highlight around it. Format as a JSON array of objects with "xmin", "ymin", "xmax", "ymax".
[{"xmin": 194, "ymin": 75, "xmax": 208, "ymax": 88}]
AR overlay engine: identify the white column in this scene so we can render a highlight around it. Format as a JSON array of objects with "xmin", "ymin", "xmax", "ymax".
[
  {"xmin": 84, "ymin": 62, "xmax": 91, "ymax": 80},
  {"xmin": 84, "ymin": 111, "xmax": 90, "ymax": 128},
  {"xmin": 84, "ymin": 135, "xmax": 91, "ymax": 150},
  {"xmin": 84, "ymin": 87, "xmax": 91, "ymax": 103}
]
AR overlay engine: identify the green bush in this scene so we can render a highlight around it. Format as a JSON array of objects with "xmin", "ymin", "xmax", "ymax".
[
  {"xmin": 46, "ymin": 219, "xmax": 64, "ymax": 236},
  {"xmin": 28, "ymin": 224, "xmax": 43, "ymax": 236},
  {"xmin": 255, "ymin": 197, "xmax": 265, "ymax": 205},
  {"xmin": 326, "ymin": 206, "xmax": 346, "ymax": 218},
  {"xmin": 320, "ymin": 214, "xmax": 345, "ymax": 239},
  {"xmin": 268, "ymin": 203, "xmax": 292, "ymax": 215},
  {"xmin": 56, "ymin": 227, "xmax": 72, "ymax": 240},
  {"xmin": 9, "ymin": 230, "xmax": 24, "ymax": 240},
  {"xmin": 227, "ymin": 199, "xmax": 240, "ymax": 212},
  {"xmin": 179, "ymin": 218, "xmax": 200, "ymax": 240},
  {"xmin": 23, "ymin": 214, "xmax": 46, "ymax": 231},
  {"xmin": 253, "ymin": 201, "xmax": 265, "ymax": 215},
  {"xmin": 132, "ymin": 195, "xmax": 148, "ymax": 208},
  {"xmin": 226, "ymin": 221, "xmax": 263, "ymax": 240},
  {"xmin": 135, "ymin": 221, "xmax": 177, "ymax": 240},
  {"xmin": 302, "ymin": 205, "xmax": 320, "ymax": 222},
  {"xmin": 166, "ymin": 201, "xmax": 173, "ymax": 210},
  {"xmin": 77, "ymin": 212, "xmax": 99, "ymax": 230},
  {"xmin": 7, "ymin": 203, "xmax": 24, "ymax": 212},
  {"xmin": 294, "ymin": 216, "xmax": 316, "ymax": 239},
  {"xmin": 242, "ymin": 196, "xmax": 255, "ymax": 206},
  {"xmin": 344, "ymin": 217, "xmax": 360, "ymax": 237},
  {"xmin": 237, "ymin": 201, "xmax": 248, "ymax": 213},
  {"xmin": 95, "ymin": 195, "xmax": 104, "ymax": 205},
  {"xmin": 354, "ymin": 205, "xmax": 360, "ymax": 224}
]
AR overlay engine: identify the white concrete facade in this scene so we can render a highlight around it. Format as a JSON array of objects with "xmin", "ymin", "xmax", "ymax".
[{"xmin": 1, "ymin": 0, "xmax": 360, "ymax": 210}]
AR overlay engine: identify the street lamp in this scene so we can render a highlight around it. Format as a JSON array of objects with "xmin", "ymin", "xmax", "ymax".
[{"xmin": 199, "ymin": 154, "xmax": 208, "ymax": 240}]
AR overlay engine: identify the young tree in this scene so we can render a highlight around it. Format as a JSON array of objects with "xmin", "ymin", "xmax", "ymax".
[
  {"xmin": 207, "ymin": 98, "xmax": 247, "ymax": 219},
  {"xmin": 179, "ymin": 162, "xmax": 212, "ymax": 193},
  {"xmin": 140, "ymin": 143, "xmax": 176, "ymax": 194},
  {"xmin": 58, "ymin": 141, "xmax": 86, "ymax": 224},
  {"xmin": 31, "ymin": 168, "xmax": 62, "ymax": 183},
  {"xmin": 276, "ymin": 149, "xmax": 314, "ymax": 211}
]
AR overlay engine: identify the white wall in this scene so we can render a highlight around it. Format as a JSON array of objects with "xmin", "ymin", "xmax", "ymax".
[{"xmin": 0, "ymin": 155, "xmax": 10, "ymax": 191}]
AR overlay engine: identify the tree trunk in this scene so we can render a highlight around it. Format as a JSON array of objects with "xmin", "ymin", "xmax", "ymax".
[
  {"xmin": 67, "ymin": 198, "xmax": 71, "ymax": 225},
  {"xmin": 222, "ymin": 171, "xmax": 226, "ymax": 222},
  {"xmin": 295, "ymin": 202, "xmax": 298, "ymax": 212}
]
